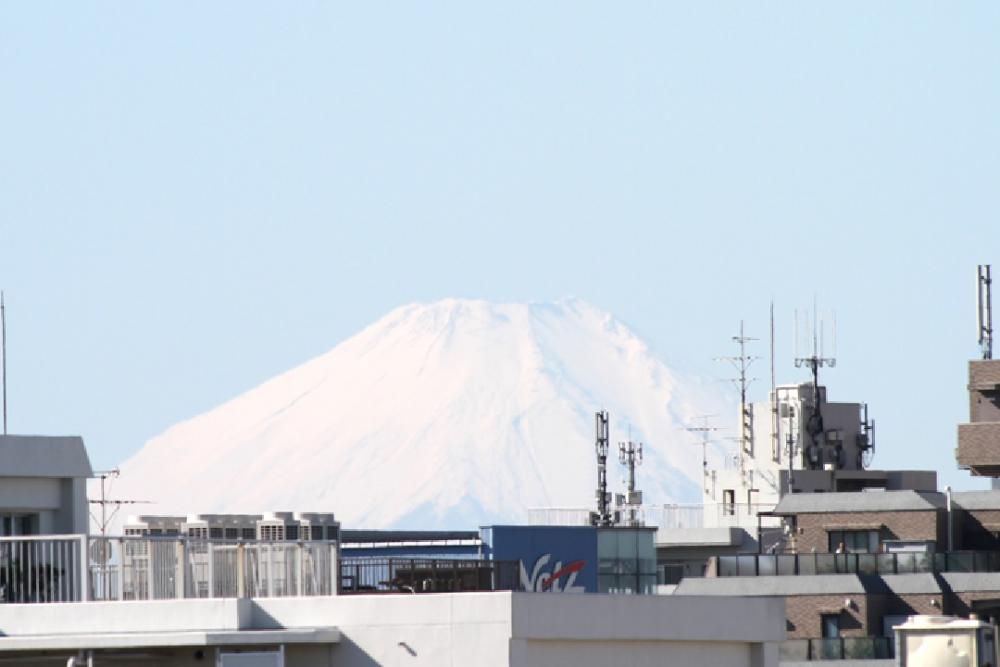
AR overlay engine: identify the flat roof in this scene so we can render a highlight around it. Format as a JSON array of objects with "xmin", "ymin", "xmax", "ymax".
[
  {"xmin": 771, "ymin": 490, "xmax": 945, "ymax": 515},
  {"xmin": 0, "ymin": 435, "xmax": 92, "ymax": 478},
  {"xmin": 675, "ymin": 574, "xmax": 868, "ymax": 596},
  {"xmin": 342, "ymin": 529, "xmax": 479, "ymax": 543},
  {"xmin": 0, "ymin": 628, "xmax": 340, "ymax": 651},
  {"xmin": 951, "ymin": 491, "xmax": 1000, "ymax": 511}
]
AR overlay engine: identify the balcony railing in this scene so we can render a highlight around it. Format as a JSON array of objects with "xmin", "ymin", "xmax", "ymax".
[
  {"xmin": 340, "ymin": 557, "xmax": 522, "ymax": 593},
  {"xmin": 717, "ymin": 550, "xmax": 1000, "ymax": 577},
  {"xmin": 90, "ymin": 535, "xmax": 339, "ymax": 600},
  {"xmin": 780, "ymin": 637, "xmax": 893, "ymax": 661},
  {"xmin": 1, "ymin": 536, "xmax": 523, "ymax": 603}
]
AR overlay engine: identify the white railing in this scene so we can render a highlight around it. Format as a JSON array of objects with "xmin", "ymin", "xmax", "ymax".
[
  {"xmin": 0, "ymin": 535, "xmax": 338, "ymax": 603},
  {"xmin": 89, "ymin": 536, "xmax": 339, "ymax": 601},
  {"xmin": 0, "ymin": 535, "xmax": 87, "ymax": 603}
]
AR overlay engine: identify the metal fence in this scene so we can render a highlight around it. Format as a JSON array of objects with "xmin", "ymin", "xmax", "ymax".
[
  {"xmin": 717, "ymin": 550, "xmax": 1000, "ymax": 578},
  {"xmin": 780, "ymin": 637, "xmax": 893, "ymax": 661},
  {"xmin": 0, "ymin": 535, "xmax": 87, "ymax": 603},
  {"xmin": 89, "ymin": 536, "xmax": 338, "ymax": 601},
  {"xmin": 340, "ymin": 557, "xmax": 522, "ymax": 594}
]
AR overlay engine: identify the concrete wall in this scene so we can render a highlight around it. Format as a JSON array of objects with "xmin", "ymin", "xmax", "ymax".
[
  {"xmin": 510, "ymin": 639, "xmax": 751, "ymax": 667},
  {"xmin": 0, "ymin": 592, "xmax": 786, "ymax": 667}
]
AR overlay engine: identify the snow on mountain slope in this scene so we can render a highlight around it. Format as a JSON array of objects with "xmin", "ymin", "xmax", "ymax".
[{"xmin": 106, "ymin": 298, "xmax": 733, "ymax": 530}]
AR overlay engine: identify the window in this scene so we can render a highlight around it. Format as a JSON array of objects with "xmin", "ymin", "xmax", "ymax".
[
  {"xmin": 822, "ymin": 613, "xmax": 841, "ymax": 639},
  {"xmin": 224, "ymin": 527, "xmax": 239, "ymax": 540},
  {"xmin": 285, "ymin": 525, "xmax": 299, "ymax": 540},
  {"xmin": 209, "ymin": 527, "xmax": 223, "ymax": 539},
  {"xmin": 241, "ymin": 527, "xmax": 256, "ymax": 540},
  {"xmin": 828, "ymin": 530, "xmax": 879, "ymax": 553}
]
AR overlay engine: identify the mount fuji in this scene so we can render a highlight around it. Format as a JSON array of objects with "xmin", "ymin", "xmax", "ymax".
[{"xmin": 106, "ymin": 298, "xmax": 733, "ymax": 530}]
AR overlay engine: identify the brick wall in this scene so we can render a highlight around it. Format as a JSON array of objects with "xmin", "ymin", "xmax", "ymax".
[
  {"xmin": 785, "ymin": 595, "xmax": 869, "ymax": 639},
  {"xmin": 950, "ymin": 590, "xmax": 1000, "ymax": 618},
  {"xmin": 793, "ymin": 510, "xmax": 942, "ymax": 553}
]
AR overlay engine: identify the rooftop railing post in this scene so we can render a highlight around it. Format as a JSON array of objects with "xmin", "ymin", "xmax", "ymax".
[
  {"xmin": 116, "ymin": 539, "xmax": 124, "ymax": 601},
  {"xmin": 78, "ymin": 535, "xmax": 89, "ymax": 602},
  {"xmin": 175, "ymin": 539, "xmax": 187, "ymax": 599},
  {"xmin": 236, "ymin": 543, "xmax": 246, "ymax": 599},
  {"xmin": 296, "ymin": 543, "xmax": 304, "ymax": 596},
  {"xmin": 207, "ymin": 541, "xmax": 215, "ymax": 599},
  {"xmin": 330, "ymin": 542, "xmax": 338, "ymax": 595}
]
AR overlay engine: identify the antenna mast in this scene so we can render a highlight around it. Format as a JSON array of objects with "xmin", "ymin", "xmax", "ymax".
[
  {"xmin": 618, "ymin": 428, "xmax": 643, "ymax": 527},
  {"xmin": 717, "ymin": 321, "xmax": 758, "ymax": 475},
  {"xmin": 770, "ymin": 302, "xmax": 779, "ymax": 463},
  {"xmin": 592, "ymin": 411, "xmax": 613, "ymax": 527},
  {"xmin": 685, "ymin": 416, "xmax": 722, "ymax": 496},
  {"xmin": 794, "ymin": 302, "xmax": 836, "ymax": 468},
  {"xmin": 979, "ymin": 265, "xmax": 993, "ymax": 360}
]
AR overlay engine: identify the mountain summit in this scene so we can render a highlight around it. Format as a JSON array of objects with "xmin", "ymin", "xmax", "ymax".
[{"xmin": 109, "ymin": 299, "xmax": 730, "ymax": 529}]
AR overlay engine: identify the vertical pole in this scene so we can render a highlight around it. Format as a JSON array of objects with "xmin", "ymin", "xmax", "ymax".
[
  {"xmin": 236, "ymin": 543, "xmax": 245, "ymax": 598},
  {"xmin": 1, "ymin": 291, "xmax": 7, "ymax": 435},
  {"xmin": 79, "ymin": 535, "xmax": 89, "ymax": 602},
  {"xmin": 296, "ymin": 542, "xmax": 304, "ymax": 596},
  {"xmin": 116, "ymin": 539, "xmax": 124, "ymax": 600},
  {"xmin": 771, "ymin": 302, "xmax": 778, "ymax": 463},
  {"xmin": 330, "ymin": 542, "xmax": 339, "ymax": 595},
  {"xmin": 175, "ymin": 538, "xmax": 186, "ymax": 599}
]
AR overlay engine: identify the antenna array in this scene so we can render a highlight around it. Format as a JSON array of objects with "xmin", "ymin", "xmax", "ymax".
[
  {"xmin": 618, "ymin": 431, "xmax": 643, "ymax": 527},
  {"xmin": 794, "ymin": 302, "xmax": 837, "ymax": 456},
  {"xmin": 593, "ymin": 411, "xmax": 613, "ymax": 527}
]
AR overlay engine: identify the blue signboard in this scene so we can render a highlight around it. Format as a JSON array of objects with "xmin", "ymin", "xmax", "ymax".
[{"xmin": 480, "ymin": 525, "xmax": 598, "ymax": 593}]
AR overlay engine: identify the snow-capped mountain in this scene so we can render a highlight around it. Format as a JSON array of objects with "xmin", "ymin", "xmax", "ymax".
[{"xmin": 106, "ymin": 298, "xmax": 733, "ymax": 530}]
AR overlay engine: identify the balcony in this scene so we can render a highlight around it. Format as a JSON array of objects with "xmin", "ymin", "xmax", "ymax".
[
  {"xmin": 957, "ymin": 422, "xmax": 1000, "ymax": 476},
  {"xmin": 780, "ymin": 636, "xmax": 893, "ymax": 661},
  {"xmin": 716, "ymin": 550, "xmax": 1000, "ymax": 577}
]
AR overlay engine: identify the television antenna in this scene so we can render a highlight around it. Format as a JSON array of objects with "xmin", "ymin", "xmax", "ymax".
[
  {"xmin": 978, "ymin": 264, "xmax": 993, "ymax": 360},
  {"xmin": 684, "ymin": 416, "xmax": 722, "ymax": 496},
  {"xmin": 88, "ymin": 469, "xmax": 152, "ymax": 538},
  {"xmin": 717, "ymin": 320, "xmax": 758, "ymax": 467}
]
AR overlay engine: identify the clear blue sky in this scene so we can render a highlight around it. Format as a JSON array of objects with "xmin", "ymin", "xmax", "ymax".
[{"xmin": 1, "ymin": 3, "xmax": 997, "ymax": 492}]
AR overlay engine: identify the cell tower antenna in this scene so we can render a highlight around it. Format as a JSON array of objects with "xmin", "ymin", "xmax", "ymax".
[
  {"xmin": 716, "ymin": 321, "xmax": 758, "ymax": 470},
  {"xmin": 618, "ymin": 429, "xmax": 644, "ymax": 527},
  {"xmin": 1, "ymin": 291, "xmax": 6, "ymax": 435},
  {"xmin": 978, "ymin": 265, "xmax": 993, "ymax": 360},
  {"xmin": 794, "ymin": 301, "xmax": 836, "ymax": 461},
  {"xmin": 684, "ymin": 416, "xmax": 722, "ymax": 496},
  {"xmin": 592, "ymin": 411, "xmax": 613, "ymax": 527}
]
